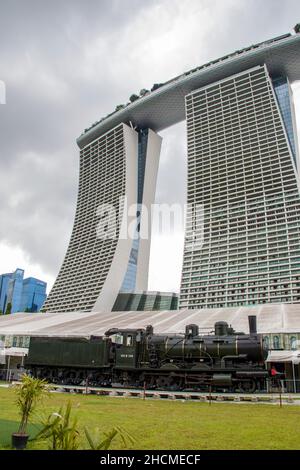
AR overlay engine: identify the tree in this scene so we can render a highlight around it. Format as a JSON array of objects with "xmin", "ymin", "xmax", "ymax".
[
  {"xmin": 151, "ymin": 83, "xmax": 164, "ymax": 92},
  {"xmin": 12, "ymin": 374, "xmax": 49, "ymax": 449},
  {"xmin": 115, "ymin": 104, "xmax": 125, "ymax": 112},
  {"xmin": 5, "ymin": 302, "xmax": 12, "ymax": 315},
  {"xmin": 129, "ymin": 94, "xmax": 139, "ymax": 103},
  {"xmin": 139, "ymin": 88, "xmax": 149, "ymax": 97},
  {"xmin": 14, "ymin": 375, "xmax": 49, "ymax": 435}
]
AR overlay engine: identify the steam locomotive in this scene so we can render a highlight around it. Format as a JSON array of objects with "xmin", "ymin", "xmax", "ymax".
[{"xmin": 25, "ymin": 315, "xmax": 269, "ymax": 393}]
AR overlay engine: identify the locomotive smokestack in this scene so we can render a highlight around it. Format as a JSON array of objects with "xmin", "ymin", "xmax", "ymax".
[
  {"xmin": 248, "ymin": 316, "xmax": 257, "ymax": 335},
  {"xmin": 145, "ymin": 325, "xmax": 154, "ymax": 336}
]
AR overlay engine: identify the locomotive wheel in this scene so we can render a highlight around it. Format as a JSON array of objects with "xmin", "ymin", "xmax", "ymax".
[
  {"xmin": 156, "ymin": 376, "xmax": 171, "ymax": 389},
  {"xmin": 41, "ymin": 368, "xmax": 52, "ymax": 380},
  {"xmin": 156, "ymin": 375, "xmax": 184, "ymax": 390},
  {"xmin": 237, "ymin": 379, "xmax": 256, "ymax": 393}
]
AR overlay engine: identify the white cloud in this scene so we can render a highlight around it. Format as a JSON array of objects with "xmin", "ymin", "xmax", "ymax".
[
  {"xmin": 0, "ymin": 241, "xmax": 55, "ymax": 293},
  {"xmin": 1, "ymin": 0, "xmax": 300, "ymax": 297}
]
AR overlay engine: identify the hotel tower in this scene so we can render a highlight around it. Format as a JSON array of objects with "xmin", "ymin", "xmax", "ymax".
[{"xmin": 43, "ymin": 26, "xmax": 300, "ymax": 312}]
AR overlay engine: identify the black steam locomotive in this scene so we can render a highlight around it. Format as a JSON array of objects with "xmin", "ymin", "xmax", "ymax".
[{"xmin": 25, "ymin": 315, "xmax": 268, "ymax": 393}]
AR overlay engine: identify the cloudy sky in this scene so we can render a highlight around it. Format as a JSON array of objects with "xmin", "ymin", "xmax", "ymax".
[{"xmin": 0, "ymin": 0, "xmax": 300, "ymax": 294}]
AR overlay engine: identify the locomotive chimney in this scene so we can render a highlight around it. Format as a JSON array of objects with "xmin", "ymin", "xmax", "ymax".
[{"xmin": 248, "ymin": 316, "xmax": 257, "ymax": 335}]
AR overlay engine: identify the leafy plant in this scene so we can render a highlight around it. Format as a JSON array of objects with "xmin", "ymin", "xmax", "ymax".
[
  {"xmin": 35, "ymin": 400, "xmax": 135, "ymax": 450},
  {"xmin": 35, "ymin": 400, "xmax": 79, "ymax": 450},
  {"xmin": 14, "ymin": 374, "xmax": 49, "ymax": 435},
  {"xmin": 84, "ymin": 426, "xmax": 135, "ymax": 450}
]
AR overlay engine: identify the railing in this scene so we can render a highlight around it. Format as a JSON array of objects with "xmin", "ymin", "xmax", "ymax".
[
  {"xmin": 0, "ymin": 368, "xmax": 24, "ymax": 383},
  {"xmin": 268, "ymin": 378, "xmax": 300, "ymax": 394},
  {"xmin": 1, "ymin": 370, "xmax": 300, "ymax": 396}
]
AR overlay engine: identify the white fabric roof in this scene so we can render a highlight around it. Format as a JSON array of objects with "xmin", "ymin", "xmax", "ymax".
[
  {"xmin": 0, "ymin": 347, "xmax": 28, "ymax": 357},
  {"xmin": 0, "ymin": 303, "xmax": 299, "ymax": 338},
  {"xmin": 266, "ymin": 350, "xmax": 300, "ymax": 364}
]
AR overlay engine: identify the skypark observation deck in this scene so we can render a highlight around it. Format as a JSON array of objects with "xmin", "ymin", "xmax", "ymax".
[
  {"xmin": 43, "ymin": 28, "xmax": 300, "ymax": 314},
  {"xmin": 78, "ymin": 31, "xmax": 300, "ymax": 148}
]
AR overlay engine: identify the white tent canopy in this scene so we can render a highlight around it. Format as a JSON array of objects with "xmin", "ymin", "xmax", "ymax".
[
  {"xmin": 266, "ymin": 350, "xmax": 300, "ymax": 365},
  {"xmin": 0, "ymin": 303, "xmax": 299, "ymax": 338},
  {"xmin": 0, "ymin": 347, "xmax": 28, "ymax": 357}
]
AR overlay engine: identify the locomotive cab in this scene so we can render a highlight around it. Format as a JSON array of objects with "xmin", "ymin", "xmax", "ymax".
[{"xmin": 105, "ymin": 328, "xmax": 144, "ymax": 369}]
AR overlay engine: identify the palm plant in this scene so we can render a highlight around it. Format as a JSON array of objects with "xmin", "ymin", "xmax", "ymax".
[
  {"xmin": 35, "ymin": 400, "xmax": 80, "ymax": 450},
  {"xmin": 35, "ymin": 400, "xmax": 135, "ymax": 450},
  {"xmin": 15, "ymin": 374, "xmax": 49, "ymax": 434},
  {"xmin": 12, "ymin": 374, "xmax": 49, "ymax": 449},
  {"xmin": 84, "ymin": 426, "xmax": 135, "ymax": 450}
]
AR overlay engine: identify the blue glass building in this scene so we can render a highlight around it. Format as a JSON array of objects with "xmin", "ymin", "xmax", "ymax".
[
  {"xmin": 0, "ymin": 273, "xmax": 12, "ymax": 312},
  {"xmin": 0, "ymin": 269, "xmax": 47, "ymax": 313},
  {"xmin": 20, "ymin": 277, "xmax": 47, "ymax": 312}
]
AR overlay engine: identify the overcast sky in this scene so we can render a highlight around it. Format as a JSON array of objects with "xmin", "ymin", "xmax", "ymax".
[{"xmin": 0, "ymin": 0, "xmax": 300, "ymax": 294}]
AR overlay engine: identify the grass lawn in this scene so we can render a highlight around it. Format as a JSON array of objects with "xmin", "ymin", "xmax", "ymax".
[{"xmin": 0, "ymin": 387, "xmax": 299, "ymax": 450}]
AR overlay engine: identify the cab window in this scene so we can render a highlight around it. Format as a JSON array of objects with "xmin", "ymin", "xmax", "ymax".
[
  {"xmin": 111, "ymin": 334, "xmax": 123, "ymax": 345},
  {"xmin": 126, "ymin": 335, "xmax": 133, "ymax": 346}
]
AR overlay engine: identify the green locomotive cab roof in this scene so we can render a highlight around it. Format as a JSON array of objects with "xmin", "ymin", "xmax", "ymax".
[{"xmin": 105, "ymin": 327, "xmax": 145, "ymax": 336}]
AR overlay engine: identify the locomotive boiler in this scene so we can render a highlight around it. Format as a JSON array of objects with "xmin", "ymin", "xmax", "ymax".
[{"xmin": 25, "ymin": 315, "xmax": 268, "ymax": 393}]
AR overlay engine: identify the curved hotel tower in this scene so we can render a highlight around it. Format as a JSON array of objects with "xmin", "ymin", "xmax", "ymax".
[{"xmin": 43, "ymin": 27, "xmax": 300, "ymax": 313}]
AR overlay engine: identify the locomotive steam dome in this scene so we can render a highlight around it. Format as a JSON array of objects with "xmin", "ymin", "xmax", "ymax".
[{"xmin": 214, "ymin": 321, "xmax": 229, "ymax": 336}]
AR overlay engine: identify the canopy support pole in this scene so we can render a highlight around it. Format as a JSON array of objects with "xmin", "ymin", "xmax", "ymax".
[
  {"xmin": 292, "ymin": 362, "xmax": 296, "ymax": 393},
  {"xmin": 6, "ymin": 354, "xmax": 10, "ymax": 382}
]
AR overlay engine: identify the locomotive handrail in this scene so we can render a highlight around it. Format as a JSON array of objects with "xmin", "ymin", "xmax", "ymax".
[{"xmin": 164, "ymin": 337, "xmax": 186, "ymax": 358}]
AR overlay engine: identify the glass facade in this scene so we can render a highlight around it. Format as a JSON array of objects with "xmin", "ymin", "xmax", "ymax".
[
  {"xmin": 6, "ymin": 269, "xmax": 24, "ymax": 312},
  {"xmin": 273, "ymin": 77, "xmax": 298, "ymax": 168},
  {"xmin": 121, "ymin": 238, "xmax": 139, "ymax": 291},
  {"xmin": 0, "ymin": 274, "xmax": 11, "ymax": 312},
  {"xmin": 20, "ymin": 277, "xmax": 47, "ymax": 312},
  {"xmin": 262, "ymin": 333, "xmax": 300, "ymax": 350},
  {"xmin": 0, "ymin": 269, "xmax": 47, "ymax": 313},
  {"xmin": 121, "ymin": 129, "xmax": 149, "ymax": 292},
  {"xmin": 43, "ymin": 123, "xmax": 160, "ymax": 313},
  {"xmin": 112, "ymin": 291, "xmax": 178, "ymax": 311},
  {"xmin": 180, "ymin": 66, "xmax": 300, "ymax": 309}
]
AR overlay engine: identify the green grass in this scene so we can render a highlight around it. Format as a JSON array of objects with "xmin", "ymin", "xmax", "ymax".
[{"xmin": 0, "ymin": 387, "xmax": 300, "ymax": 450}]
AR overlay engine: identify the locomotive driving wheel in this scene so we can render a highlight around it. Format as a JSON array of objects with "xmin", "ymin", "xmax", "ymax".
[
  {"xmin": 156, "ymin": 376, "xmax": 171, "ymax": 389},
  {"xmin": 237, "ymin": 378, "xmax": 256, "ymax": 393},
  {"xmin": 155, "ymin": 375, "xmax": 184, "ymax": 390}
]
